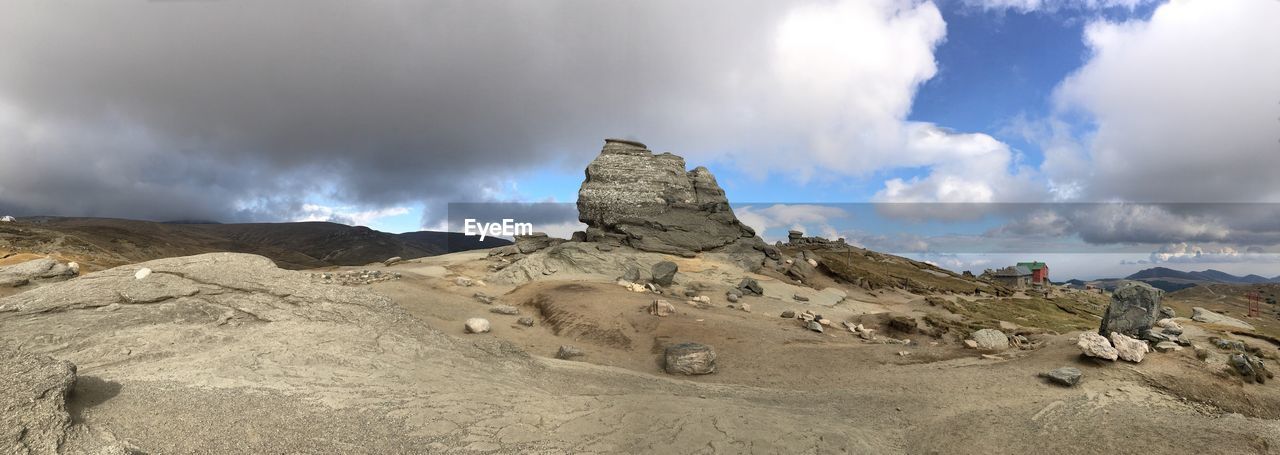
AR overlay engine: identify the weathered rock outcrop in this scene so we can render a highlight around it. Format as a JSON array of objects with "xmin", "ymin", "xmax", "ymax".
[
  {"xmin": 1192, "ymin": 307, "xmax": 1255, "ymax": 331},
  {"xmin": 577, "ymin": 139, "xmax": 765, "ymax": 258},
  {"xmin": 0, "ymin": 257, "xmax": 76, "ymax": 288},
  {"xmin": 1, "ymin": 346, "xmax": 77, "ymax": 455}
]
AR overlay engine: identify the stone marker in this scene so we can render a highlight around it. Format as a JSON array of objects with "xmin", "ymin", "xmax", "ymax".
[{"xmin": 664, "ymin": 343, "xmax": 716, "ymax": 375}]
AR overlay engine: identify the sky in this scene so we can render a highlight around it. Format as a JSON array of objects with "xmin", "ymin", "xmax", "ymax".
[{"xmin": 1, "ymin": 0, "xmax": 1278, "ymax": 280}]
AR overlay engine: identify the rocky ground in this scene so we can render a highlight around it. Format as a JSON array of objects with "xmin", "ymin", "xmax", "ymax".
[
  {"xmin": 4, "ymin": 246, "xmax": 1280, "ymax": 454},
  {"xmin": 5, "ymin": 141, "xmax": 1280, "ymax": 454}
]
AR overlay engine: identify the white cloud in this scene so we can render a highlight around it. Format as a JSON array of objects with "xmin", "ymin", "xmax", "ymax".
[
  {"xmin": 736, "ymin": 204, "xmax": 850, "ymax": 242},
  {"xmin": 963, "ymin": 0, "xmax": 1155, "ymax": 13},
  {"xmin": 1135, "ymin": 242, "xmax": 1280, "ymax": 265},
  {"xmin": 294, "ymin": 204, "xmax": 410, "ymax": 227},
  {"xmin": 1049, "ymin": 0, "xmax": 1280, "ymax": 203}
]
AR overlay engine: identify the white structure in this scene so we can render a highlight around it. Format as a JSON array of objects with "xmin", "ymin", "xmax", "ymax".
[{"xmin": 0, "ymin": 215, "xmax": 15, "ymax": 222}]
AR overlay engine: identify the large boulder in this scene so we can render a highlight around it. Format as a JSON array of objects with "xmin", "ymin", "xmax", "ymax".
[
  {"xmin": 1109, "ymin": 332, "xmax": 1149, "ymax": 363},
  {"xmin": 970, "ymin": 329, "xmax": 1009, "ymax": 352},
  {"xmin": 577, "ymin": 139, "xmax": 764, "ymax": 258},
  {"xmin": 0, "ymin": 257, "xmax": 76, "ymax": 288},
  {"xmin": 1099, "ymin": 281, "xmax": 1162, "ymax": 337}
]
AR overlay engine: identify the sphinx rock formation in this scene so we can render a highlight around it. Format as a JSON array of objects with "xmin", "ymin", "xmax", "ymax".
[{"xmin": 577, "ymin": 139, "xmax": 768, "ymax": 258}]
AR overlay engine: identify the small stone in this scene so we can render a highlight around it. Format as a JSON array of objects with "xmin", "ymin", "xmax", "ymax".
[
  {"xmin": 649, "ymin": 299, "xmax": 676, "ymax": 317},
  {"xmin": 67, "ymin": 262, "xmax": 80, "ymax": 274},
  {"xmin": 455, "ymin": 276, "xmax": 474, "ymax": 287},
  {"xmin": 490, "ymin": 305, "xmax": 520, "ymax": 315},
  {"xmin": 664, "ymin": 343, "xmax": 716, "ymax": 375},
  {"xmin": 134, "ymin": 268, "xmax": 152, "ymax": 280},
  {"xmin": 726, "ymin": 293, "xmax": 740, "ymax": 303},
  {"xmin": 781, "ymin": 310, "xmax": 796, "ymax": 318},
  {"xmin": 464, "ymin": 318, "xmax": 491, "ymax": 333},
  {"xmin": 736, "ymin": 278, "xmax": 764, "ymax": 296},
  {"xmin": 805, "ymin": 320, "xmax": 824, "ymax": 333},
  {"xmin": 793, "ymin": 295, "xmax": 809, "ymax": 302},
  {"xmin": 1041, "ymin": 367, "xmax": 1083, "ymax": 387},
  {"xmin": 1154, "ymin": 341, "xmax": 1181, "ymax": 352},
  {"xmin": 473, "ymin": 292, "xmax": 496, "ymax": 304},
  {"xmin": 970, "ymin": 329, "xmax": 1009, "ymax": 352},
  {"xmin": 963, "ymin": 339, "xmax": 978, "ymax": 349},
  {"xmin": 556, "ymin": 345, "xmax": 585, "ymax": 360},
  {"xmin": 517, "ymin": 317, "xmax": 535, "ymax": 327},
  {"xmin": 740, "ymin": 303, "xmax": 751, "ymax": 313},
  {"xmin": 621, "ymin": 266, "xmax": 641, "ymax": 283}
]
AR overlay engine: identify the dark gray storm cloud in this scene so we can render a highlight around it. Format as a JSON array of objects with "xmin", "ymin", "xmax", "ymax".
[{"xmin": 0, "ymin": 1, "xmax": 798, "ymax": 224}]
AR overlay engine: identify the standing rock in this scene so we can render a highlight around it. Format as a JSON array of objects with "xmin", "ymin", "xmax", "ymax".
[
  {"xmin": 651, "ymin": 261, "xmax": 678, "ymax": 287},
  {"xmin": 1100, "ymin": 281, "xmax": 1162, "ymax": 337},
  {"xmin": 1109, "ymin": 332, "xmax": 1149, "ymax": 363},
  {"xmin": 1041, "ymin": 367, "xmax": 1083, "ymax": 387},
  {"xmin": 970, "ymin": 329, "xmax": 1009, "ymax": 352},
  {"xmin": 1191, "ymin": 307, "xmax": 1256, "ymax": 331},
  {"xmin": 556, "ymin": 345, "xmax": 585, "ymax": 360},
  {"xmin": 464, "ymin": 318, "xmax": 491, "ymax": 334},
  {"xmin": 576, "ymin": 139, "xmax": 763, "ymax": 257},
  {"xmin": 1078, "ymin": 332, "xmax": 1119, "ymax": 361},
  {"xmin": 649, "ymin": 299, "xmax": 677, "ymax": 317},
  {"xmin": 663, "ymin": 343, "xmax": 716, "ymax": 375}
]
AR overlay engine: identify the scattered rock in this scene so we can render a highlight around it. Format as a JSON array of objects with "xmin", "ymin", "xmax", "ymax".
[
  {"xmin": 473, "ymin": 292, "xmax": 496, "ymax": 304},
  {"xmin": 970, "ymin": 329, "xmax": 1009, "ymax": 352},
  {"xmin": 1099, "ymin": 281, "xmax": 1162, "ymax": 337},
  {"xmin": 517, "ymin": 317, "xmax": 535, "ymax": 327},
  {"xmin": 1159, "ymin": 306, "xmax": 1176, "ymax": 319},
  {"xmin": 1041, "ymin": 367, "xmax": 1083, "ymax": 387},
  {"xmin": 793, "ymin": 294, "xmax": 809, "ymax": 302},
  {"xmin": 736, "ymin": 278, "xmax": 763, "ymax": 296},
  {"xmin": 556, "ymin": 345, "xmax": 585, "ymax": 360},
  {"xmin": 805, "ymin": 320, "xmax": 824, "ymax": 333},
  {"xmin": 663, "ymin": 342, "xmax": 716, "ymax": 375},
  {"xmin": 1078, "ymin": 332, "xmax": 1119, "ymax": 361},
  {"xmin": 888, "ymin": 314, "xmax": 918, "ymax": 334},
  {"xmin": 781, "ymin": 310, "xmax": 796, "ymax": 318},
  {"xmin": 1154, "ymin": 341, "xmax": 1181, "ymax": 352},
  {"xmin": 66, "ymin": 262, "xmax": 80, "ymax": 275},
  {"xmin": 650, "ymin": 261, "xmax": 678, "ymax": 287},
  {"xmin": 1192, "ymin": 307, "xmax": 1255, "ymax": 331},
  {"xmin": 963, "ymin": 339, "xmax": 979, "ymax": 349},
  {"xmin": 649, "ymin": 299, "xmax": 677, "ymax": 317},
  {"xmin": 490, "ymin": 305, "xmax": 520, "ymax": 315},
  {"xmin": 740, "ymin": 303, "xmax": 750, "ymax": 313},
  {"xmin": 464, "ymin": 318, "xmax": 491, "ymax": 333},
  {"xmin": 1109, "ymin": 332, "xmax": 1149, "ymax": 363},
  {"xmin": 725, "ymin": 293, "xmax": 740, "ymax": 303},
  {"xmin": 454, "ymin": 276, "xmax": 474, "ymax": 287},
  {"xmin": 621, "ymin": 266, "xmax": 641, "ymax": 283},
  {"xmin": 1228, "ymin": 353, "xmax": 1273, "ymax": 384}
]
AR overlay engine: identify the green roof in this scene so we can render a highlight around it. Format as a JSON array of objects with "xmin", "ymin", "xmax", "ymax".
[{"xmin": 1017, "ymin": 261, "xmax": 1047, "ymax": 271}]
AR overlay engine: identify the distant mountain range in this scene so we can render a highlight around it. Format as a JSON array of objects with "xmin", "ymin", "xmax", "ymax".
[
  {"xmin": 1068, "ymin": 267, "xmax": 1280, "ymax": 293},
  {"xmin": 0, "ymin": 216, "xmax": 511, "ymax": 270}
]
